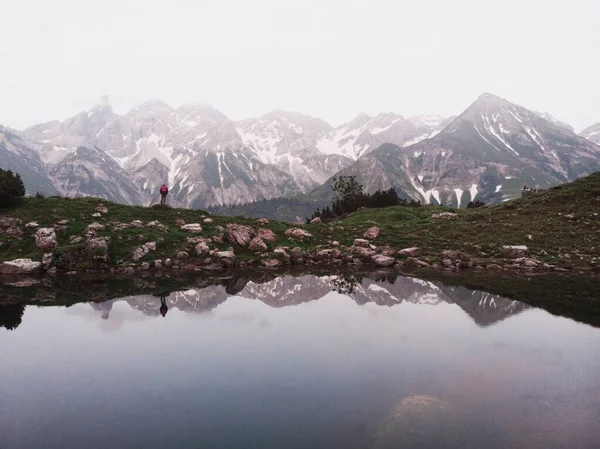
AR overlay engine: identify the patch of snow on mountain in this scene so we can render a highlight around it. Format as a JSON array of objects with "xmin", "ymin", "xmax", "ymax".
[
  {"xmin": 470, "ymin": 184, "xmax": 478, "ymax": 201},
  {"xmin": 495, "ymin": 185, "xmax": 502, "ymax": 193},
  {"xmin": 454, "ymin": 188, "xmax": 463, "ymax": 208}
]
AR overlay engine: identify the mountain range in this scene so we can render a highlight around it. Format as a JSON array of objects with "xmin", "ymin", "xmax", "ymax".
[
  {"xmin": 94, "ymin": 274, "xmax": 528, "ymax": 327},
  {"xmin": 1, "ymin": 93, "xmax": 599, "ymax": 214}
]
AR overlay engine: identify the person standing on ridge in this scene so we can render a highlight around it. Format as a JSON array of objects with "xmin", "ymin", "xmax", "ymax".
[{"xmin": 160, "ymin": 184, "xmax": 168, "ymax": 205}]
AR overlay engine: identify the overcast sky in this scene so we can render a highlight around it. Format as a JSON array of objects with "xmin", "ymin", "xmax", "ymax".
[{"xmin": 1, "ymin": 0, "xmax": 598, "ymax": 131}]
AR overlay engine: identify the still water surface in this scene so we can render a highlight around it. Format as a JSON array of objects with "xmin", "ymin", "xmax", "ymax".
[{"xmin": 1, "ymin": 273, "xmax": 600, "ymax": 448}]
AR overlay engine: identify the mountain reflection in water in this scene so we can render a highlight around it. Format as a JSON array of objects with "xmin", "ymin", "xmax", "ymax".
[{"xmin": 1, "ymin": 272, "xmax": 600, "ymax": 449}]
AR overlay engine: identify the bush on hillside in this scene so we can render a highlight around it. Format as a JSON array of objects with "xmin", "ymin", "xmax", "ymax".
[
  {"xmin": 467, "ymin": 200, "xmax": 486, "ymax": 209},
  {"xmin": 0, "ymin": 169, "xmax": 26, "ymax": 207}
]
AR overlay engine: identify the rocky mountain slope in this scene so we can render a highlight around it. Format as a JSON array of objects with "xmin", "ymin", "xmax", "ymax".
[
  {"xmin": 0, "ymin": 125, "xmax": 57, "ymax": 196},
  {"xmin": 581, "ymin": 122, "xmax": 600, "ymax": 145},
  {"xmin": 313, "ymin": 93, "xmax": 600, "ymax": 207}
]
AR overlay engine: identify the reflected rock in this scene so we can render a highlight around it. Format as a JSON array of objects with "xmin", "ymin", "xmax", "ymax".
[{"xmin": 371, "ymin": 395, "xmax": 466, "ymax": 449}]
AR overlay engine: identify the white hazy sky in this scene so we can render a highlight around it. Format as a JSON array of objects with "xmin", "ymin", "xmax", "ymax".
[{"xmin": 1, "ymin": 0, "xmax": 599, "ymax": 131}]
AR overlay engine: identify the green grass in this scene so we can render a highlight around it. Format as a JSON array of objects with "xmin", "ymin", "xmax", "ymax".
[{"xmin": 1, "ymin": 172, "xmax": 599, "ymax": 271}]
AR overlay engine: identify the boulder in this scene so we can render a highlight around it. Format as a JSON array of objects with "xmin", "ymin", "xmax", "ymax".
[
  {"xmin": 249, "ymin": 237, "xmax": 268, "ymax": 252},
  {"xmin": 331, "ymin": 241, "xmax": 340, "ymax": 247},
  {"xmin": 0, "ymin": 258, "xmax": 42, "ymax": 275},
  {"xmin": 111, "ymin": 222, "xmax": 130, "ymax": 232},
  {"xmin": 175, "ymin": 218, "xmax": 186, "ymax": 226},
  {"xmin": 35, "ymin": 228, "xmax": 57, "ymax": 251},
  {"xmin": 203, "ymin": 218, "xmax": 214, "ymax": 224},
  {"xmin": 181, "ymin": 223, "xmax": 203, "ymax": 234},
  {"xmin": 25, "ymin": 221, "xmax": 39, "ymax": 228},
  {"xmin": 257, "ymin": 228, "xmax": 277, "ymax": 242},
  {"xmin": 147, "ymin": 221, "xmax": 168, "ymax": 231},
  {"xmin": 56, "ymin": 219, "xmax": 69, "ymax": 225},
  {"xmin": 354, "ymin": 239, "xmax": 370, "ymax": 248},
  {"xmin": 144, "ymin": 242, "xmax": 157, "ymax": 251},
  {"xmin": 226, "ymin": 223, "xmax": 255, "ymax": 246},
  {"xmin": 86, "ymin": 237, "xmax": 110, "ymax": 262},
  {"xmin": 354, "ymin": 247, "xmax": 377, "ymax": 260},
  {"xmin": 371, "ymin": 396, "xmax": 464, "ymax": 449},
  {"xmin": 371, "ymin": 254, "xmax": 395, "ymax": 267},
  {"xmin": 398, "ymin": 247, "xmax": 419, "ymax": 257},
  {"xmin": 310, "ymin": 217, "xmax": 321, "ymax": 224},
  {"xmin": 92, "ymin": 213, "xmax": 102, "ymax": 218},
  {"xmin": 261, "ymin": 258, "xmax": 283, "ymax": 268},
  {"xmin": 256, "ymin": 218, "xmax": 269, "ymax": 226},
  {"xmin": 0, "ymin": 217, "xmax": 22, "ymax": 227},
  {"xmin": 316, "ymin": 249, "xmax": 334, "ymax": 261},
  {"xmin": 4, "ymin": 227, "xmax": 23, "ymax": 238},
  {"xmin": 86, "ymin": 222, "xmax": 106, "ymax": 232},
  {"xmin": 195, "ymin": 241, "xmax": 210, "ymax": 256},
  {"xmin": 95, "ymin": 205, "xmax": 109, "ymax": 214},
  {"xmin": 364, "ymin": 226, "xmax": 380, "ymax": 240},
  {"xmin": 164, "ymin": 258, "xmax": 173, "ymax": 268},
  {"xmin": 154, "ymin": 260, "xmax": 163, "ymax": 270},
  {"xmin": 284, "ymin": 228, "xmax": 313, "ymax": 240},
  {"xmin": 140, "ymin": 262, "xmax": 150, "ymax": 271},
  {"xmin": 379, "ymin": 246, "xmax": 396, "ymax": 257},
  {"xmin": 129, "ymin": 220, "xmax": 144, "ymax": 228},
  {"xmin": 132, "ymin": 245, "xmax": 150, "ymax": 261},
  {"xmin": 70, "ymin": 236, "xmax": 84, "ymax": 244},
  {"xmin": 290, "ymin": 247, "xmax": 305, "ymax": 264},
  {"xmin": 212, "ymin": 233, "xmax": 224, "ymax": 244},
  {"xmin": 42, "ymin": 252, "xmax": 54, "ymax": 270},
  {"xmin": 215, "ymin": 251, "xmax": 236, "ymax": 267},
  {"xmin": 502, "ymin": 245, "xmax": 529, "ymax": 259},
  {"xmin": 431, "ymin": 212, "xmax": 459, "ymax": 220},
  {"xmin": 176, "ymin": 251, "xmax": 189, "ymax": 260}
]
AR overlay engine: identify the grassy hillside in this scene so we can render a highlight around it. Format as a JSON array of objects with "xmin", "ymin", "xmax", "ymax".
[{"xmin": 0, "ymin": 172, "xmax": 599, "ymax": 273}]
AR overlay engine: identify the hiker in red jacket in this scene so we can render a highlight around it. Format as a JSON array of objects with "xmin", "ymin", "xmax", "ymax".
[{"xmin": 160, "ymin": 184, "xmax": 168, "ymax": 205}]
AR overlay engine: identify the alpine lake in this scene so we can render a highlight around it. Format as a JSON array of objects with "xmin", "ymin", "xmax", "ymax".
[{"xmin": 1, "ymin": 268, "xmax": 599, "ymax": 449}]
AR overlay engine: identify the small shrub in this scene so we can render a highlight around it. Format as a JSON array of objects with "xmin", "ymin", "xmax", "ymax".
[
  {"xmin": 467, "ymin": 200, "xmax": 486, "ymax": 209},
  {"xmin": 35, "ymin": 192, "xmax": 45, "ymax": 199}
]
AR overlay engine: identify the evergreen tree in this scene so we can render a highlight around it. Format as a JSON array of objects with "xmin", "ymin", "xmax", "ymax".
[{"xmin": 0, "ymin": 169, "xmax": 26, "ymax": 207}]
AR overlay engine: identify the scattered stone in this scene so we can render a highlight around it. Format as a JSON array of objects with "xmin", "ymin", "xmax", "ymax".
[
  {"xmin": 42, "ymin": 252, "xmax": 54, "ymax": 270},
  {"xmin": 176, "ymin": 251, "xmax": 189, "ymax": 260},
  {"xmin": 364, "ymin": 226, "xmax": 380, "ymax": 240},
  {"xmin": 215, "ymin": 251, "xmax": 236, "ymax": 267},
  {"xmin": 316, "ymin": 249, "xmax": 334, "ymax": 261},
  {"xmin": 354, "ymin": 247, "xmax": 377, "ymax": 260},
  {"xmin": 129, "ymin": 220, "xmax": 144, "ymax": 228},
  {"xmin": 310, "ymin": 217, "xmax": 321, "ymax": 224},
  {"xmin": 527, "ymin": 234, "xmax": 533, "ymax": 241},
  {"xmin": 371, "ymin": 254, "xmax": 395, "ymax": 267},
  {"xmin": 0, "ymin": 217, "xmax": 22, "ymax": 227},
  {"xmin": 203, "ymin": 218, "xmax": 214, "ymax": 224},
  {"xmin": 290, "ymin": 247, "xmax": 305, "ymax": 264},
  {"xmin": 35, "ymin": 228, "xmax": 57, "ymax": 251},
  {"xmin": 0, "ymin": 258, "xmax": 42, "ymax": 275},
  {"xmin": 354, "ymin": 239, "xmax": 370, "ymax": 248},
  {"xmin": 86, "ymin": 222, "xmax": 106, "ymax": 232},
  {"xmin": 140, "ymin": 262, "xmax": 150, "ymax": 271},
  {"xmin": 92, "ymin": 213, "xmax": 102, "ymax": 218},
  {"xmin": 181, "ymin": 223, "xmax": 203, "ymax": 234},
  {"xmin": 195, "ymin": 241, "xmax": 210, "ymax": 256},
  {"xmin": 5, "ymin": 227, "xmax": 23, "ymax": 238},
  {"xmin": 70, "ymin": 236, "xmax": 84, "ymax": 244},
  {"xmin": 565, "ymin": 213, "xmax": 576, "ymax": 219},
  {"xmin": 331, "ymin": 241, "xmax": 340, "ymax": 247},
  {"xmin": 257, "ymin": 228, "xmax": 277, "ymax": 242},
  {"xmin": 154, "ymin": 260, "xmax": 163, "ymax": 270},
  {"xmin": 211, "ymin": 233, "xmax": 224, "ymax": 244},
  {"xmin": 121, "ymin": 267, "xmax": 136, "ymax": 275},
  {"xmin": 249, "ymin": 237, "xmax": 268, "ymax": 252},
  {"xmin": 25, "ymin": 222, "xmax": 39, "ymax": 228},
  {"xmin": 431, "ymin": 212, "xmax": 459, "ymax": 220},
  {"xmin": 86, "ymin": 237, "xmax": 110, "ymax": 262},
  {"xmin": 111, "ymin": 222, "xmax": 130, "ymax": 232},
  {"xmin": 256, "ymin": 218, "xmax": 269, "ymax": 226},
  {"xmin": 95, "ymin": 205, "xmax": 109, "ymax": 214},
  {"xmin": 261, "ymin": 258, "xmax": 283, "ymax": 268},
  {"xmin": 502, "ymin": 245, "xmax": 529, "ymax": 259},
  {"xmin": 144, "ymin": 242, "xmax": 157, "ymax": 251},
  {"xmin": 406, "ymin": 257, "xmax": 430, "ymax": 268},
  {"xmin": 132, "ymin": 245, "xmax": 150, "ymax": 261},
  {"xmin": 379, "ymin": 246, "xmax": 396, "ymax": 257},
  {"xmin": 147, "ymin": 220, "xmax": 168, "ymax": 231},
  {"xmin": 175, "ymin": 218, "xmax": 186, "ymax": 226},
  {"xmin": 164, "ymin": 258, "xmax": 173, "ymax": 268},
  {"xmin": 284, "ymin": 228, "xmax": 313, "ymax": 240},
  {"xmin": 56, "ymin": 219, "xmax": 69, "ymax": 225},
  {"xmin": 398, "ymin": 247, "xmax": 419, "ymax": 257},
  {"xmin": 226, "ymin": 223, "xmax": 256, "ymax": 246},
  {"xmin": 273, "ymin": 247, "xmax": 291, "ymax": 261}
]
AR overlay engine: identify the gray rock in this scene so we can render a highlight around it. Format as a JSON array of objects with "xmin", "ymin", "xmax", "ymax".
[
  {"xmin": 176, "ymin": 251, "xmax": 189, "ymax": 260},
  {"xmin": 144, "ymin": 242, "xmax": 157, "ymax": 251},
  {"xmin": 398, "ymin": 247, "xmax": 419, "ymax": 257},
  {"xmin": 249, "ymin": 237, "xmax": 268, "ymax": 252},
  {"xmin": 310, "ymin": 217, "xmax": 321, "ymax": 224},
  {"xmin": 86, "ymin": 222, "xmax": 106, "ymax": 232},
  {"xmin": 502, "ymin": 245, "xmax": 529, "ymax": 259},
  {"xmin": 25, "ymin": 221, "xmax": 39, "ymax": 228},
  {"xmin": 354, "ymin": 238, "xmax": 370, "ymax": 248},
  {"xmin": 364, "ymin": 226, "xmax": 380, "ymax": 240},
  {"xmin": 226, "ymin": 223, "xmax": 255, "ymax": 246},
  {"xmin": 0, "ymin": 258, "xmax": 42, "ymax": 275},
  {"xmin": 257, "ymin": 228, "xmax": 277, "ymax": 242},
  {"xmin": 260, "ymin": 258, "xmax": 283, "ymax": 268},
  {"xmin": 284, "ymin": 228, "xmax": 313, "ymax": 240},
  {"xmin": 195, "ymin": 241, "xmax": 210, "ymax": 255},
  {"xmin": 35, "ymin": 228, "xmax": 57, "ymax": 251},
  {"xmin": 132, "ymin": 245, "xmax": 150, "ymax": 261},
  {"xmin": 181, "ymin": 223, "xmax": 203, "ymax": 234},
  {"xmin": 371, "ymin": 254, "xmax": 395, "ymax": 267},
  {"xmin": 215, "ymin": 251, "xmax": 236, "ymax": 267}
]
